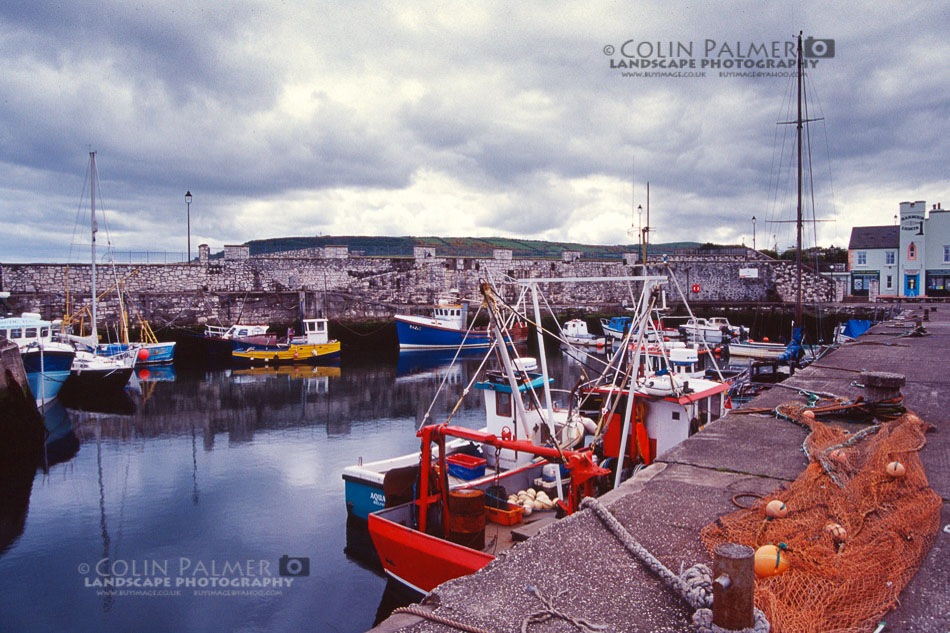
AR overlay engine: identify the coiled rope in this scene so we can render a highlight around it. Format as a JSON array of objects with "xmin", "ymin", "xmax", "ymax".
[{"xmin": 581, "ymin": 497, "xmax": 770, "ymax": 633}]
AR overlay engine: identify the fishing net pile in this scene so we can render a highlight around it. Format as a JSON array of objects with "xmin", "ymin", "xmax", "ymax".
[{"xmin": 701, "ymin": 404, "xmax": 941, "ymax": 633}]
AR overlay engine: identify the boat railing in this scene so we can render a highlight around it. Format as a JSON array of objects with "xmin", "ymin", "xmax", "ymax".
[{"xmin": 204, "ymin": 325, "xmax": 230, "ymax": 337}]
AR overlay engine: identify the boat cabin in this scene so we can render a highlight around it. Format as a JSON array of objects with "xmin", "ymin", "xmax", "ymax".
[
  {"xmin": 578, "ymin": 374, "xmax": 727, "ymax": 466},
  {"xmin": 299, "ymin": 318, "xmax": 330, "ymax": 345},
  {"xmin": 0, "ymin": 313, "xmax": 54, "ymax": 350},
  {"xmin": 630, "ymin": 342, "xmax": 715, "ymax": 379},
  {"xmin": 473, "ymin": 368, "xmax": 569, "ymax": 471}
]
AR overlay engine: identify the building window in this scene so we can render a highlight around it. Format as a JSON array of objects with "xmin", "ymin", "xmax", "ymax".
[
  {"xmin": 885, "ymin": 251, "xmax": 895, "ymax": 265},
  {"xmin": 908, "ymin": 242, "xmax": 917, "ymax": 260},
  {"xmin": 944, "ymin": 245, "xmax": 950, "ymax": 263},
  {"xmin": 886, "ymin": 275, "xmax": 893, "ymax": 289},
  {"xmin": 856, "ymin": 251, "xmax": 867, "ymax": 265}
]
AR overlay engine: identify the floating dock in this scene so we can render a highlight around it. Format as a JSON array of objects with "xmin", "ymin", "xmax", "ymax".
[{"xmin": 371, "ymin": 307, "xmax": 950, "ymax": 632}]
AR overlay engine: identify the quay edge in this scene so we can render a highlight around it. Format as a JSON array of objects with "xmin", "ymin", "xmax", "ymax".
[{"xmin": 368, "ymin": 307, "xmax": 950, "ymax": 632}]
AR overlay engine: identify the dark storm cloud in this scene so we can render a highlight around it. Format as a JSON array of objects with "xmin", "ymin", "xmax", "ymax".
[{"xmin": 0, "ymin": 1, "xmax": 946, "ymax": 260}]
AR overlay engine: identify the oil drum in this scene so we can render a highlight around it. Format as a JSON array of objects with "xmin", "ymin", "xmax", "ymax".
[{"xmin": 447, "ymin": 489, "xmax": 485, "ymax": 550}]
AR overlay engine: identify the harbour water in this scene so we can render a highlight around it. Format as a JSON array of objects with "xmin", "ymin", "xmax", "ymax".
[{"xmin": 0, "ymin": 346, "xmax": 592, "ymax": 633}]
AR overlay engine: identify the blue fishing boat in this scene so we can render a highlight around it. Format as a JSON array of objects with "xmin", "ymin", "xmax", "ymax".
[
  {"xmin": 600, "ymin": 316, "xmax": 632, "ymax": 340},
  {"xmin": 98, "ymin": 341, "xmax": 176, "ymax": 364},
  {"xmin": 395, "ymin": 295, "xmax": 527, "ymax": 350},
  {"xmin": 0, "ymin": 313, "xmax": 76, "ymax": 406}
]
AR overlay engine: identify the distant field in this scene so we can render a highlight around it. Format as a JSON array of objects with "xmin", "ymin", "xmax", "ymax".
[{"xmin": 236, "ymin": 235, "xmax": 705, "ymax": 259}]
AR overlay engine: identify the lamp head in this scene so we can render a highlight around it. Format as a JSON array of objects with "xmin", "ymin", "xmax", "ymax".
[{"xmin": 185, "ymin": 191, "xmax": 192, "ymax": 204}]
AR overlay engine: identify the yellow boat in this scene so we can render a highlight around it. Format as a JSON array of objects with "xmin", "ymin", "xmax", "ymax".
[
  {"xmin": 232, "ymin": 341, "xmax": 341, "ymax": 364},
  {"xmin": 231, "ymin": 319, "xmax": 341, "ymax": 365}
]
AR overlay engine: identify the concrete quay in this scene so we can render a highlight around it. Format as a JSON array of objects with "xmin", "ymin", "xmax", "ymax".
[{"xmin": 371, "ymin": 307, "xmax": 950, "ymax": 632}]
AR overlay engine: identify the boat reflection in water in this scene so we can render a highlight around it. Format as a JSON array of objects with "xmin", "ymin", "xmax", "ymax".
[{"xmin": 40, "ymin": 400, "xmax": 79, "ymax": 470}]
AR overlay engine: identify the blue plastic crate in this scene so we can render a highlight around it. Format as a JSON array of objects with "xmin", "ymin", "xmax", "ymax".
[{"xmin": 446, "ymin": 454, "xmax": 487, "ymax": 480}]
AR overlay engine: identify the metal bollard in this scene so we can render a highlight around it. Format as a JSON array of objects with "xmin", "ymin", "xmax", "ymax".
[{"xmin": 713, "ymin": 543, "xmax": 755, "ymax": 630}]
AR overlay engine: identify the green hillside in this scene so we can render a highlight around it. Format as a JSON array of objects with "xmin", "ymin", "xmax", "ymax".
[{"xmin": 238, "ymin": 235, "xmax": 707, "ymax": 259}]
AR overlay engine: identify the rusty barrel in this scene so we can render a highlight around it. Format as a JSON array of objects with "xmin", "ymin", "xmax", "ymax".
[{"xmin": 447, "ymin": 489, "xmax": 485, "ymax": 550}]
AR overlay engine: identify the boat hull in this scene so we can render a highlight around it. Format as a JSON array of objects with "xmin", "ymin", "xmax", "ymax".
[
  {"xmin": 64, "ymin": 366, "xmax": 134, "ymax": 393},
  {"xmin": 368, "ymin": 509, "xmax": 494, "ymax": 595},
  {"xmin": 727, "ymin": 342, "xmax": 788, "ymax": 360},
  {"xmin": 231, "ymin": 341, "xmax": 341, "ymax": 364},
  {"xmin": 395, "ymin": 316, "xmax": 492, "ymax": 350},
  {"xmin": 21, "ymin": 349, "xmax": 74, "ymax": 405},
  {"xmin": 98, "ymin": 342, "xmax": 176, "ymax": 364},
  {"xmin": 343, "ymin": 477, "xmax": 388, "ymax": 520}
]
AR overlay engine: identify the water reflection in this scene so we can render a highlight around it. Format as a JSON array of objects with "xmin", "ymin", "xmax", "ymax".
[{"xmin": 0, "ymin": 351, "xmax": 586, "ymax": 632}]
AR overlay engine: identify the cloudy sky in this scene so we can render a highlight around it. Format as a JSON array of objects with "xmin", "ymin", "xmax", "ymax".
[{"xmin": 1, "ymin": 1, "xmax": 946, "ymax": 262}]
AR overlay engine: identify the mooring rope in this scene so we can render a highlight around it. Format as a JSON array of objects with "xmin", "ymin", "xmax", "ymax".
[
  {"xmin": 581, "ymin": 497, "xmax": 770, "ymax": 633},
  {"xmin": 390, "ymin": 604, "xmax": 494, "ymax": 633}
]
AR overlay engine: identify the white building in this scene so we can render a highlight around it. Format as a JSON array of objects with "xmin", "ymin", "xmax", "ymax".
[{"xmin": 848, "ymin": 200, "xmax": 950, "ymax": 298}]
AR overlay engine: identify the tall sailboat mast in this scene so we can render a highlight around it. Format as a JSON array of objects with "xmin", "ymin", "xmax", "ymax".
[
  {"xmin": 90, "ymin": 151, "xmax": 98, "ymax": 339},
  {"xmin": 795, "ymin": 32, "xmax": 804, "ymax": 325}
]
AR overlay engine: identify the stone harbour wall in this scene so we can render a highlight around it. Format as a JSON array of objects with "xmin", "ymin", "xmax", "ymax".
[{"xmin": 0, "ymin": 255, "xmax": 834, "ymax": 327}]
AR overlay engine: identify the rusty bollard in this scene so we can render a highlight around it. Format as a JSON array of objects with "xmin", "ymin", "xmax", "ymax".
[
  {"xmin": 923, "ymin": 308, "xmax": 930, "ymax": 321},
  {"xmin": 713, "ymin": 543, "xmax": 755, "ymax": 630},
  {"xmin": 862, "ymin": 371, "xmax": 905, "ymax": 404}
]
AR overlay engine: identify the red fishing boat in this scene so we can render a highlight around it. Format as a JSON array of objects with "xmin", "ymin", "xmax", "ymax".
[{"xmin": 367, "ymin": 423, "xmax": 608, "ymax": 594}]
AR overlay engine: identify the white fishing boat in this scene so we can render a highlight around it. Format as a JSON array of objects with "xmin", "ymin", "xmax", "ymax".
[
  {"xmin": 561, "ymin": 319, "xmax": 605, "ymax": 347},
  {"xmin": 678, "ymin": 317, "xmax": 743, "ymax": 344}
]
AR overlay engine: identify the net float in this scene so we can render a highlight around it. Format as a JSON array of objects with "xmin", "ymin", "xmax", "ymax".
[
  {"xmin": 765, "ymin": 499, "xmax": 789, "ymax": 518},
  {"xmin": 824, "ymin": 522, "xmax": 847, "ymax": 541},
  {"xmin": 829, "ymin": 448, "xmax": 847, "ymax": 462},
  {"xmin": 802, "ymin": 409, "xmax": 815, "ymax": 419},
  {"xmin": 754, "ymin": 544, "xmax": 790, "ymax": 577},
  {"xmin": 886, "ymin": 461, "xmax": 906, "ymax": 478}
]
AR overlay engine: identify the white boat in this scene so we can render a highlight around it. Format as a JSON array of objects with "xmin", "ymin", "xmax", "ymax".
[
  {"xmin": 678, "ymin": 317, "xmax": 743, "ymax": 344},
  {"xmin": 561, "ymin": 319, "xmax": 605, "ymax": 347}
]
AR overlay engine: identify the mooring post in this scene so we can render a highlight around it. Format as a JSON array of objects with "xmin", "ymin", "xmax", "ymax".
[{"xmin": 713, "ymin": 543, "xmax": 754, "ymax": 630}]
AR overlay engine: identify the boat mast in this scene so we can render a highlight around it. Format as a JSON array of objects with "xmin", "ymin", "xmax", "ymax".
[
  {"xmin": 90, "ymin": 151, "xmax": 98, "ymax": 340},
  {"xmin": 796, "ymin": 32, "xmax": 803, "ymax": 325}
]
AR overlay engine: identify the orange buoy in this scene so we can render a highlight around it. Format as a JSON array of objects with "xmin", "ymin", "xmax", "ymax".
[
  {"xmin": 765, "ymin": 499, "xmax": 788, "ymax": 519},
  {"xmin": 824, "ymin": 522, "xmax": 847, "ymax": 541},
  {"xmin": 754, "ymin": 544, "xmax": 790, "ymax": 577},
  {"xmin": 886, "ymin": 461, "xmax": 906, "ymax": 478},
  {"xmin": 137, "ymin": 347, "xmax": 150, "ymax": 361},
  {"xmin": 763, "ymin": 337, "xmax": 770, "ymax": 342}
]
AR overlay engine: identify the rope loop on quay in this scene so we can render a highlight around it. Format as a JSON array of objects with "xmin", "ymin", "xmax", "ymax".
[
  {"xmin": 580, "ymin": 497, "xmax": 770, "ymax": 633},
  {"xmin": 390, "ymin": 604, "xmax": 495, "ymax": 633}
]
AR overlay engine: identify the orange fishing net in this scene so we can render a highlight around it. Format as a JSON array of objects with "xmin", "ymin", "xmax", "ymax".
[{"xmin": 701, "ymin": 404, "xmax": 941, "ymax": 633}]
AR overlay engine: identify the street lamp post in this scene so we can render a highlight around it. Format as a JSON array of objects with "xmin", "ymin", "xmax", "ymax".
[
  {"xmin": 752, "ymin": 215, "xmax": 757, "ymax": 251},
  {"xmin": 185, "ymin": 191, "xmax": 192, "ymax": 263}
]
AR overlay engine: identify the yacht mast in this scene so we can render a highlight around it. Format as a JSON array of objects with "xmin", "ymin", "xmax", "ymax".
[
  {"xmin": 796, "ymin": 32, "xmax": 803, "ymax": 325},
  {"xmin": 90, "ymin": 151, "xmax": 98, "ymax": 339}
]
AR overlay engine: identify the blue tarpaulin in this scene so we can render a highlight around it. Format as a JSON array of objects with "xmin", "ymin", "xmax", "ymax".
[
  {"xmin": 842, "ymin": 320, "xmax": 873, "ymax": 339},
  {"xmin": 778, "ymin": 327, "xmax": 805, "ymax": 362}
]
